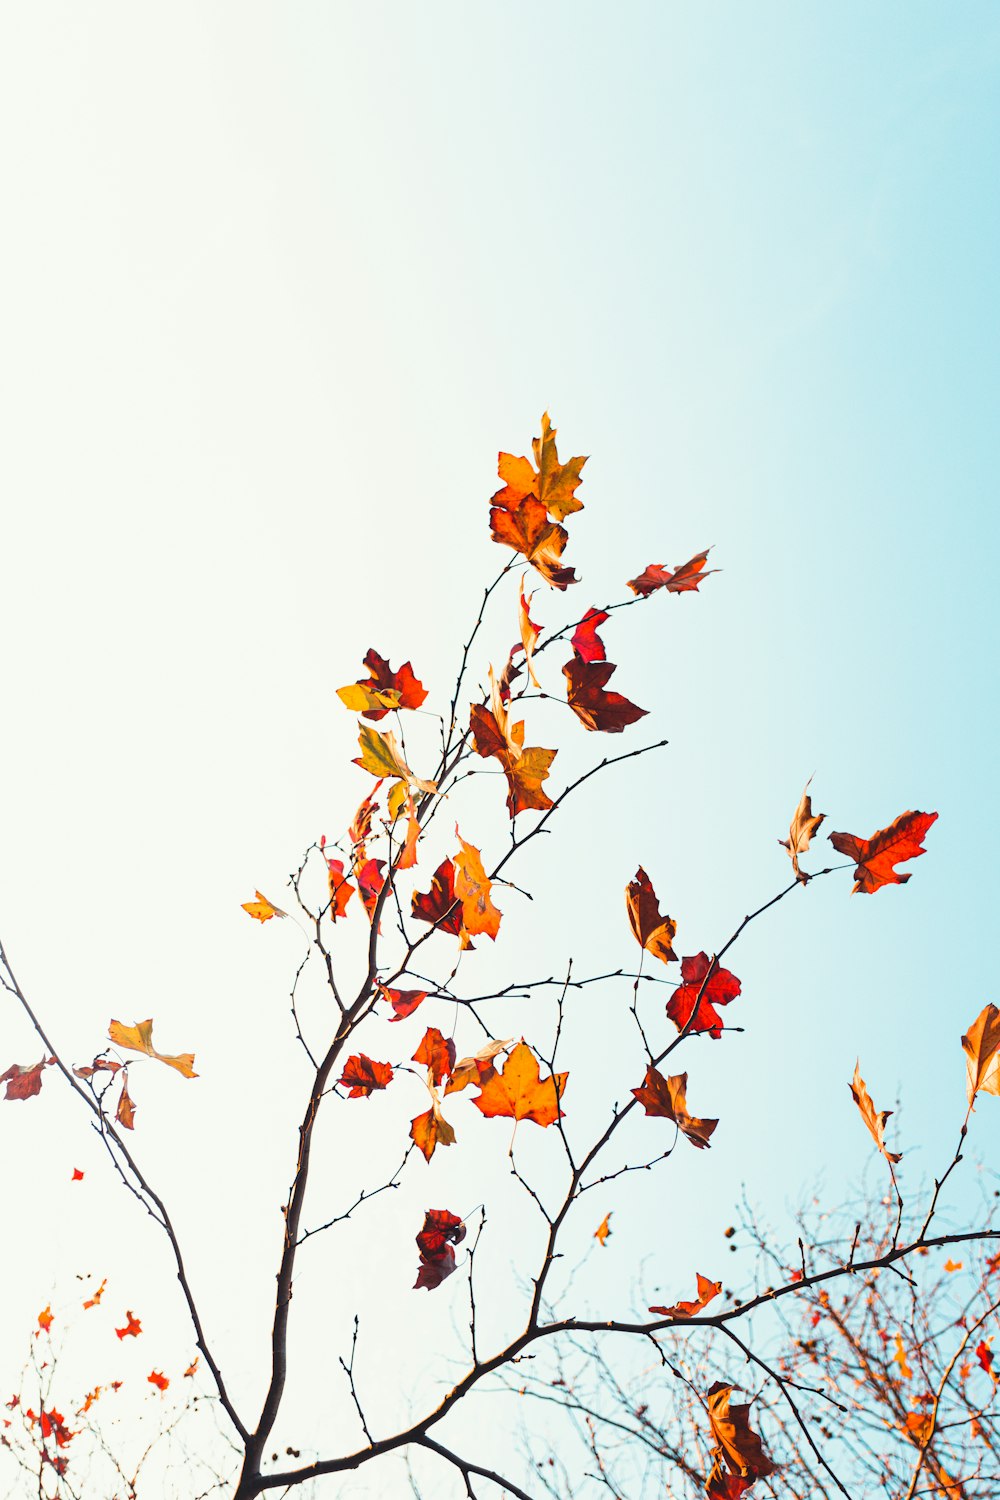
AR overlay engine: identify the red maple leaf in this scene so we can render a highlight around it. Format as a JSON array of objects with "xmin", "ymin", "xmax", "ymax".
[
  {"xmin": 628, "ymin": 548, "xmax": 716, "ymax": 597},
  {"xmin": 355, "ymin": 857, "xmax": 386, "ymax": 920},
  {"xmin": 829, "ymin": 810, "xmax": 938, "ymax": 894},
  {"xmin": 325, "ymin": 858, "xmax": 356, "ymax": 921},
  {"xmin": 411, "ymin": 859, "xmax": 467, "ymax": 941},
  {"xmin": 412, "ymin": 1028, "xmax": 456, "ymax": 1088},
  {"xmin": 666, "ymin": 953, "xmax": 741, "ymax": 1039},
  {"xmin": 413, "ymin": 1208, "xmax": 466, "ymax": 1291},
  {"xmin": 147, "ymin": 1370, "xmax": 169, "ymax": 1392},
  {"xmin": 379, "ymin": 986, "xmax": 428, "ymax": 1022},
  {"xmin": 338, "ymin": 1055, "xmax": 393, "ymax": 1098},
  {"xmin": 115, "ymin": 1311, "xmax": 142, "ymax": 1340},
  {"xmin": 563, "ymin": 657, "xmax": 646, "ymax": 733},
  {"xmin": 352, "ymin": 648, "xmax": 428, "ymax": 720},
  {"xmin": 570, "ymin": 606, "xmax": 608, "ymax": 663}
]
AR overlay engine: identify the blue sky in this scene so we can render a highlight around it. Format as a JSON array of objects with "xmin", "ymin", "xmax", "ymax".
[{"xmin": 1, "ymin": 4, "xmax": 998, "ymax": 1491}]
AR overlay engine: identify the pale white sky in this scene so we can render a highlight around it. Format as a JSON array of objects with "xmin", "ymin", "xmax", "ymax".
[{"xmin": 2, "ymin": 5, "xmax": 999, "ymax": 1495}]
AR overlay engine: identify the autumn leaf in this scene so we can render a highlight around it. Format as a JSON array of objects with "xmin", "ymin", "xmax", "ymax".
[
  {"xmin": 493, "ymin": 412, "xmax": 587, "ymax": 522},
  {"xmin": 410, "ymin": 1093, "xmax": 457, "ymax": 1163},
  {"xmin": 961, "ymin": 1004, "xmax": 1000, "ymax": 1104},
  {"xmin": 411, "ymin": 858, "xmax": 468, "ymax": 943},
  {"xmin": 628, "ymin": 548, "xmax": 716, "ymax": 598},
  {"xmin": 83, "ymin": 1278, "xmax": 106, "ymax": 1310},
  {"xmin": 472, "ymin": 1040, "xmax": 567, "ymax": 1127},
  {"xmin": 829, "ymin": 810, "xmax": 938, "ymax": 894},
  {"xmin": 453, "ymin": 830, "xmax": 502, "ymax": 940},
  {"xmin": 976, "ymin": 1339, "xmax": 995, "ymax": 1377},
  {"xmin": 413, "ymin": 1028, "xmax": 456, "ymax": 1088},
  {"xmin": 353, "ymin": 724, "xmax": 436, "ymax": 795},
  {"xmin": 116, "ymin": 1072, "xmax": 137, "ymax": 1130},
  {"xmin": 894, "ymin": 1334, "xmax": 913, "ymax": 1380},
  {"xmin": 517, "ymin": 577, "xmax": 542, "ymax": 687},
  {"xmin": 571, "ymin": 605, "xmax": 609, "ymax": 663},
  {"xmin": 338, "ymin": 1055, "xmax": 394, "ymax": 1098},
  {"xmin": 625, "ymin": 868, "xmax": 677, "ymax": 965},
  {"xmin": 706, "ymin": 1381, "xmax": 776, "ymax": 1482},
  {"xmin": 705, "ymin": 1466, "xmax": 752, "ymax": 1500},
  {"xmin": 77, "ymin": 1387, "xmax": 101, "ymax": 1415},
  {"xmin": 563, "ymin": 655, "xmax": 646, "ymax": 733},
  {"xmin": 326, "ymin": 859, "xmax": 356, "ymax": 921},
  {"xmin": 631, "ymin": 1066, "xmax": 717, "ymax": 1150},
  {"xmin": 380, "ymin": 985, "xmax": 429, "ymax": 1022},
  {"xmin": 469, "ymin": 701, "xmax": 556, "ymax": 817},
  {"xmin": 339, "ymin": 648, "xmax": 427, "ymax": 721},
  {"xmin": 1, "ymin": 1056, "xmax": 55, "ymax": 1101},
  {"xmin": 72, "ymin": 1057, "xmax": 121, "ymax": 1080},
  {"xmin": 394, "ymin": 788, "xmax": 421, "ymax": 870},
  {"xmin": 649, "ymin": 1271, "xmax": 721, "ymax": 1318},
  {"xmin": 779, "ymin": 780, "xmax": 825, "ymax": 884},
  {"xmin": 666, "ymin": 953, "xmax": 742, "ymax": 1039},
  {"xmin": 147, "ymin": 1370, "xmax": 169, "ymax": 1392},
  {"xmin": 943, "ymin": 1259, "xmax": 963, "ymax": 1272},
  {"xmin": 594, "ymin": 1213, "xmax": 612, "ymax": 1247},
  {"xmin": 349, "ymin": 784, "xmax": 381, "ymax": 850},
  {"xmin": 489, "ymin": 497, "xmax": 577, "ymax": 589},
  {"xmin": 108, "ymin": 1020, "xmax": 197, "ymax": 1079},
  {"xmin": 444, "ymin": 1038, "xmax": 513, "ymax": 1096},
  {"xmin": 115, "ymin": 1311, "xmax": 142, "ymax": 1340},
  {"xmin": 355, "ymin": 857, "xmax": 386, "ymax": 921},
  {"xmin": 184, "ymin": 1357, "xmax": 200, "ymax": 1378},
  {"xmin": 413, "ymin": 1208, "xmax": 466, "ymax": 1291},
  {"xmin": 37, "ymin": 1305, "xmax": 53, "ymax": 1334},
  {"xmin": 850, "ymin": 1062, "xmax": 902, "ymax": 1165},
  {"xmin": 241, "ymin": 891, "xmax": 287, "ymax": 923}
]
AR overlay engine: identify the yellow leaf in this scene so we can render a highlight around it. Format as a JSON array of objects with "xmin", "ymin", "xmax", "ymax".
[
  {"xmin": 336, "ymin": 683, "xmax": 401, "ymax": 713},
  {"xmin": 241, "ymin": 891, "xmax": 287, "ymax": 922},
  {"xmin": 354, "ymin": 725, "xmax": 436, "ymax": 795},
  {"xmin": 108, "ymin": 1019, "xmax": 198, "ymax": 1079},
  {"xmin": 962, "ymin": 1003, "xmax": 1000, "ymax": 1104}
]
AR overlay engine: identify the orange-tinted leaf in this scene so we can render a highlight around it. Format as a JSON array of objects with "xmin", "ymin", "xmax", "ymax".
[
  {"xmin": 342, "ymin": 649, "xmax": 427, "ymax": 721},
  {"xmin": 355, "ymin": 857, "xmax": 386, "ymax": 921},
  {"xmin": 469, "ymin": 703, "xmax": 556, "ymax": 818},
  {"xmin": 37, "ymin": 1305, "xmax": 53, "ymax": 1334},
  {"xmin": 779, "ymin": 780, "xmax": 825, "ymax": 884},
  {"xmin": 705, "ymin": 1465, "xmax": 752, "ymax": 1500},
  {"xmin": 73, "ymin": 1057, "xmax": 121, "ymax": 1080},
  {"xmin": 666, "ymin": 953, "xmax": 741, "ymax": 1039},
  {"xmin": 944, "ymin": 1259, "xmax": 963, "ymax": 1272},
  {"xmin": 349, "ymin": 784, "xmax": 381, "ymax": 849},
  {"xmin": 454, "ymin": 830, "xmax": 502, "ymax": 940},
  {"xmin": 571, "ymin": 606, "xmax": 608, "ymax": 663},
  {"xmin": 353, "ymin": 724, "xmax": 436, "ymax": 794},
  {"xmin": 241, "ymin": 891, "xmax": 288, "ymax": 922},
  {"xmin": 338, "ymin": 1054, "xmax": 393, "ymax": 1098},
  {"xmin": 411, "ymin": 859, "xmax": 467, "ymax": 942},
  {"xmin": 1, "ymin": 1056, "xmax": 54, "ymax": 1101},
  {"xmin": 108, "ymin": 1019, "xmax": 197, "ymax": 1079},
  {"xmin": 116, "ymin": 1073, "xmax": 137, "ymax": 1130},
  {"xmin": 413, "ymin": 1208, "xmax": 466, "ymax": 1290},
  {"xmin": 563, "ymin": 655, "xmax": 646, "ymax": 733},
  {"xmin": 490, "ymin": 495, "xmax": 577, "ymax": 589},
  {"xmin": 625, "ymin": 868, "xmax": 677, "ymax": 965},
  {"xmin": 444, "ymin": 1038, "xmax": 513, "ymax": 1096},
  {"xmin": 325, "ymin": 858, "xmax": 356, "ymax": 920},
  {"xmin": 183, "ymin": 1357, "xmax": 199, "ymax": 1378},
  {"xmin": 649, "ymin": 1271, "xmax": 721, "ymax": 1318},
  {"xmin": 706, "ymin": 1381, "xmax": 776, "ymax": 1482},
  {"xmin": 493, "ymin": 413, "xmax": 587, "ymax": 523},
  {"xmin": 976, "ymin": 1339, "xmax": 994, "ymax": 1376},
  {"xmin": 410, "ymin": 1093, "xmax": 457, "ymax": 1162},
  {"xmin": 517, "ymin": 577, "xmax": 542, "ymax": 688},
  {"xmin": 472, "ymin": 1041, "xmax": 567, "ymax": 1127},
  {"xmin": 147, "ymin": 1370, "xmax": 169, "ymax": 1392},
  {"xmin": 115, "ymin": 1311, "xmax": 142, "ymax": 1340},
  {"xmin": 628, "ymin": 549, "xmax": 716, "ymax": 598},
  {"xmin": 82, "ymin": 1278, "xmax": 106, "ymax": 1310},
  {"xmin": 77, "ymin": 1386, "xmax": 101, "ymax": 1415},
  {"xmin": 394, "ymin": 788, "xmax": 421, "ymax": 870},
  {"xmin": 594, "ymin": 1212, "xmax": 612, "ymax": 1247},
  {"xmin": 413, "ymin": 1028, "xmax": 456, "ymax": 1088},
  {"xmin": 71, "ymin": 1167, "xmax": 84, "ymax": 1181},
  {"xmin": 850, "ymin": 1062, "xmax": 902, "ymax": 1165},
  {"xmin": 829, "ymin": 810, "xmax": 938, "ymax": 894},
  {"xmin": 380, "ymin": 986, "xmax": 429, "ymax": 1022},
  {"xmin": 894, "ymin": 1334, "xmax": 913, "ymax": 1380},
  {"xmin": 631, "ymin": 1067, "xmax": 718, "ymax": 1150},
  {"xmin": 962, "ymin": 1004, "xmax": 1000, "ymax": 1104}
]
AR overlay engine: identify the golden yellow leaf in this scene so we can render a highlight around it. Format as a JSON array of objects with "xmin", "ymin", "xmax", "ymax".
[
  {"xmin": 108, "ymin": 1019, "xmax": 198, "ymax": 1079},
  {"xmin": 241, "ymin": 891, "xmax": 287, "ymax": 922},
  {"xmin": 961, "ymin": 1003, "xmax": 1000, "ymax": 1104},
  {"xmin": 354, "ymin": 725, "xmax": 436, "ymax": 795},
  {"xmin": 336, "ymin": 683, "xmax": 401, "ymax": 713}
]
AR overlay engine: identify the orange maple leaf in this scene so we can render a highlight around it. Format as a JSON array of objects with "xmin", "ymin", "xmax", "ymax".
[
  {"xmin": 411, "ymin": 858, "xmax": 470, "ymax": 945},
  {"xmin": 107, "ymin": 1020, "xmax": 197, "ymax": 1079},
  {"xmin": 37, "ymin": 1305, "xmax": 53, "ymax": 1334},
  {"xmin": 326, "ymin": 859, "xmax": 356, "ymax": 921},
  {"xmin": 829, "ymin": 810, "xmax": 937, "ymax": 894},
  {"xmin": 627, "ymin": 548, "xmax": 716, "ymax": 597},
  {"xmin": 339, "ymin": 648, "xmax": 427, "ymax": 721},
  {"xmin": 184, "ymin": 1357, "xmax": 200, "ymax": 1378},
  {"xmin": 563, "ymin": 655, "xmax": 646, "ymax": 733},
  {"xmin": 116, "ymin": 1071, "xmax": 137, "ymax": 1130},
  {"xmin": 82, "ymin": 1278, "xmax": 106, "ymax": 1311},
  {"xmin": 706, "ymin": 1381, "xmax": 776, "ymax": 1482},
  {"xmin": 379, "ymin": 985, "xmax": 429, "ymax": 1022},
  {"xmin": 338, "ymin": 1055, "xmax": 393, "ymax": 1098},
  {"xmin": 470, "ymin": 702, "xmax": 557, "ymax": 817},
  {"xmin": 241, "ymin": 891, "xmax": 287, "ymax": 922},
  {"xmin": 594, "ymin": 1212, "xmax": 612, "ymax": 1247},
  {"xmin": 666, "ymin": 953, "xmax": 742, "ymax": 1039},
  {"xmin": 493, "ymin": 412, "xmax": 587, "ymax": 522},
  {"xmin": 649, "ymin": 1271, "xmax": 721, "ymax": 1318},
  {"xmin": 631, "ymin": 1067, "xmax": 718, "ymax": 1150},
  {"xmin": 625, "ymin": 868, "xmax": 677, "ymax": 965},
  {"xmin": 472, "ymin": 1041, "xmax": 567, "ymax": 1127},
  {"xmin": 453, "ymin": 830, "xmax": 502, "ymax": 940},
  {"xmin": 115, "ymin": 1311, "xmax": 142, "ymax": 1340},
  {"xmin": 412, "ymin": 1028, "xmax": 456, "ymax": 1088},
  {"xmin": 490, "ymin": 496, "xmax": 577, "ymax": 589},
  {"xmin": 410, "ymin": 1093, "xmax": 457, "ymax": 1163},
  {"xmin": 147, "ymin": 1370, "xmax": 169, "ymax": 1392}
]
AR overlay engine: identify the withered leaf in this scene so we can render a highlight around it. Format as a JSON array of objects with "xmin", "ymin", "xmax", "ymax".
[
  {"xmin": 413, "ymin": 1208, "xmax": 466, "ymax": 1290},
  {"xmin": 779, "ymin": 780, "xmax": 825, "ymax": 884},
  {"xmin": 338, "ymin": 1055, "xmax": 394, "ymax": 1098},
  {"xmin": 472, "ymin": 1040, "xmax": 567, "ymax": 1127},
  {"xmin": 626, "ymin": 868, "xmax": 677, "ymax": 965},
  {"xmin": 469, "ymin": 702, "xmax": 556, "ymax": 818},
  {"xmin": 563, "ymin": 656, "xmax": 646, "ymax": 733},
  {"xmin": 115, "ymin": 1073, "xmax": 137, "ymax": 1130},
  {"xmin": 962, "ymin": 1004, "xmax": 1000, "ymax": 1105},
  {"xmin": 410, "ymin": 1092, "xmax": 457, "ymax": 1163},
  {"xmin": 649, "ymin": 1271, "xmax": 721, "ymax": 1318},
  {"xmin": 340, "ymin": 649, "xmax": 427, "ymax": 721},
  {"xmin": 241, "ymin": 891, "xmax": 287, "ymax": 922},
  {"xmin": 445, "ymin": 1038, "xmax": 513, "ymax": 1096},
  {"xmin": 706, "ymin": 1381, "xmax": 776, "ymax": 1482},
  {"xmin": 492, "ymin": 412, "xmax": 586, "ymax": 522},
  {"xmin": 850, "ymin": 1062, "xmax": 902, "ymax": 1165},
  {"xmin": 631, "ymin": 1067, "xmax": 717, "ymax": 1150},
  {"xmin": 380, "ymin": 986, "xmax": 429, "ymax": 1022},
  {"xmin": 1, "ymin": 1057, "xmax": 55, "ymax": 1101},
  {"xmin": 108, "ymin": 1020, "xmax": 197, "ymax": 1079},
  {"xmin": 829, "ymin": 810, "xmax": 937, "ymax": 894},
  {"xmin": 412, "ymin": 1027, "xmax": 456, "ymax": 1088},
  {"xmin": 326, "ymin": 858, "xmax": 356, "ymax": 920},
  {"xmin": 628, "ymin": 549, "xmax": 717, "ymax": 598},
  {"xmin": 454, "ymin": 829, "xmax": 502, "ymax": 940}
]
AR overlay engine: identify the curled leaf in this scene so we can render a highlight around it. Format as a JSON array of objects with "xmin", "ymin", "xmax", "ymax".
[
  {"xmin": 241, "ymin": 892, "xmax": 287, "ymax": 922},
  {"xmin": 779, "ymin": 780, "xmax": 825, "ymax": 884},
  {"xmin": 108, "ymin": 1020, "xmax": 197, "ymax": 1079},
  {"xmin": 649, "ymin": 1271, "xmax": 721, "ymax": 1318},
  {"xmin": 631, "ymin": 1067, "xmax": 717, "ymax": 1150},
  {"xmin": 626, "ymin": 868, "xmax": 677, "ymax": 965},
  {"xmin": 829, "ymin": 810, "xmax": 937, "ymax": 894},
  {"xmin": 961, "ymin": 1004, "xmax": 1000, "ymax": 1105},
  {"xmin": 850, "ymin": 1061, "xmax": 902, "ymax": 1164}
]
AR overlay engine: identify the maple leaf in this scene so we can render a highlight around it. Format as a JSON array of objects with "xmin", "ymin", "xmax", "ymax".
[
  {"xmin": 625, "ymin": 868, "xmax": 677, "ymax": 965},
  {"xmin": 489, "ymin": 496, "xmax": 577, "ymax": 589},
  {"xmin": 380, "ymin": 985, "xmax": 429, "ymax": 1022},
  {"xmin": 241, "ymin": 891, "xmax": 287, "ymax": 923},
  {"xmin": 147, "ymin": 1370, "xmax": 169, "ymax": 1392},
  {"xmin": 413, "ymin": 1028, "xmax": 456, "ymax": 1088},
  {"xmin": 410, "ymin": 1093, "xmax": 456, "ymax": 1163},
  {"xmin": 627, "ymin": 548, "xmax": 716, "ymax": 597},
  {"xmin": 631, "ymin": 1067, "xmax": 717, "ymax": 1150},
  {"xmin": 649, "ymin": 1271, "xmax": 722, "ymax": 1318},
  {"xmin": 355, "ymin": 857, "xmax": 386, "ymax": 921},
  {"xmin": 469, "ymin": 702, "xmax": 556, "ymax": 817},
  {"xmin": 413, "ymin": 1208, "xmax": 466, "ymax": 1291},
  {"xmin": 961, "ymin": 1004, "xmax": 1000, "ymax": 1104},
  {"xmin": 338, "ymin": 1055, "xmax": 393, "ymax": 1098},
  {"xmin": 71, "ymin": 1168, "xmax": 84, "ymax": 1181},
  {"xmin": 779, "ymin": 780, "xmax": 825, "ymax": 884},
  {"xmin": 411, "ymin": 858, "xmax": 469, "ymax": 944},
  {"xmin": 828, "ymin": 810, "xmax": 938, "ymax": 894},
  {"xmin": 563, "ymin": 655, "xmax": 646, "ymax": 733},
  {"xmin": 1, "ymin": 1057, "xmax": 54, "ymax": 1101},
  {"xmin": 393, "ymin": 788, "xmax": 421, "ymax": 870},
  {"xmin": 339, "ymin": 649, "xmax": 427, "ymax": 721},
  {"xmin": 184, "ymin": 1357, "xmax": 199, "ymax": 1377},
  {"xmin": 517, "ymin": 577, "xmax": 542, "ymax": 687},
  {"xmin": 444, "ymin": 1039, "xmax": 513, "ymax": 1096},
  {"xmin": 472, "ymin": 1041, "xmax": 567, "ymax": 1127},
  {"xmin": 666, "ymin": 953, "xmax": 741, "ymax": 1039},
  {"xmin": 850, "ymin": 1062, "xmax": 902, "ymax": 1165},
  {"xmin": 571, "ymin": 606, "xmax": 608, "ymax": 663},
  {"xmin": 108, "ymin": 1020, "xmax": 197, "ymax": 1079},
  {"xmin": 37, "ymin": 1305, "xmax": 53, "ymax": 1334},
  {"xmin": 353, "ymin": 724, "xmax": 436, "ymax": 795},
  {"xmin": 976, "ymin": 1339, "xmax": 995, "ymax": 1377},
  {"xmin": 326, "ymin": 859, "xmax": 356, "ymax": 921},
  {"xmin": 115, "ymin": 1311, "xmax": 142, "ymax": 1340},
  {"xmin": 116, "ymin": 1072, "xmax": 136, "ymax": 1130},
  {"xmin": 493, "ymin": 412, "xmax": 587, "ymax": 522},
  {"xmin": 706, "ymin": 1381, "xmax": 776, "ymax": 1482},
  {"xmin": 594, "ymin": 1213, "xmax": 612, "ymax": 1247},
  {"xmin": 38, "ymin": 1407, "xmax": 74, "ymax": 1448},
  {"xmin": 82, "ymin": 1278, "xmax": 106, "ymax": 1310},
  {"xmin": 454, "ymin": 830, "xmax": 502, "ymax": 940}
]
